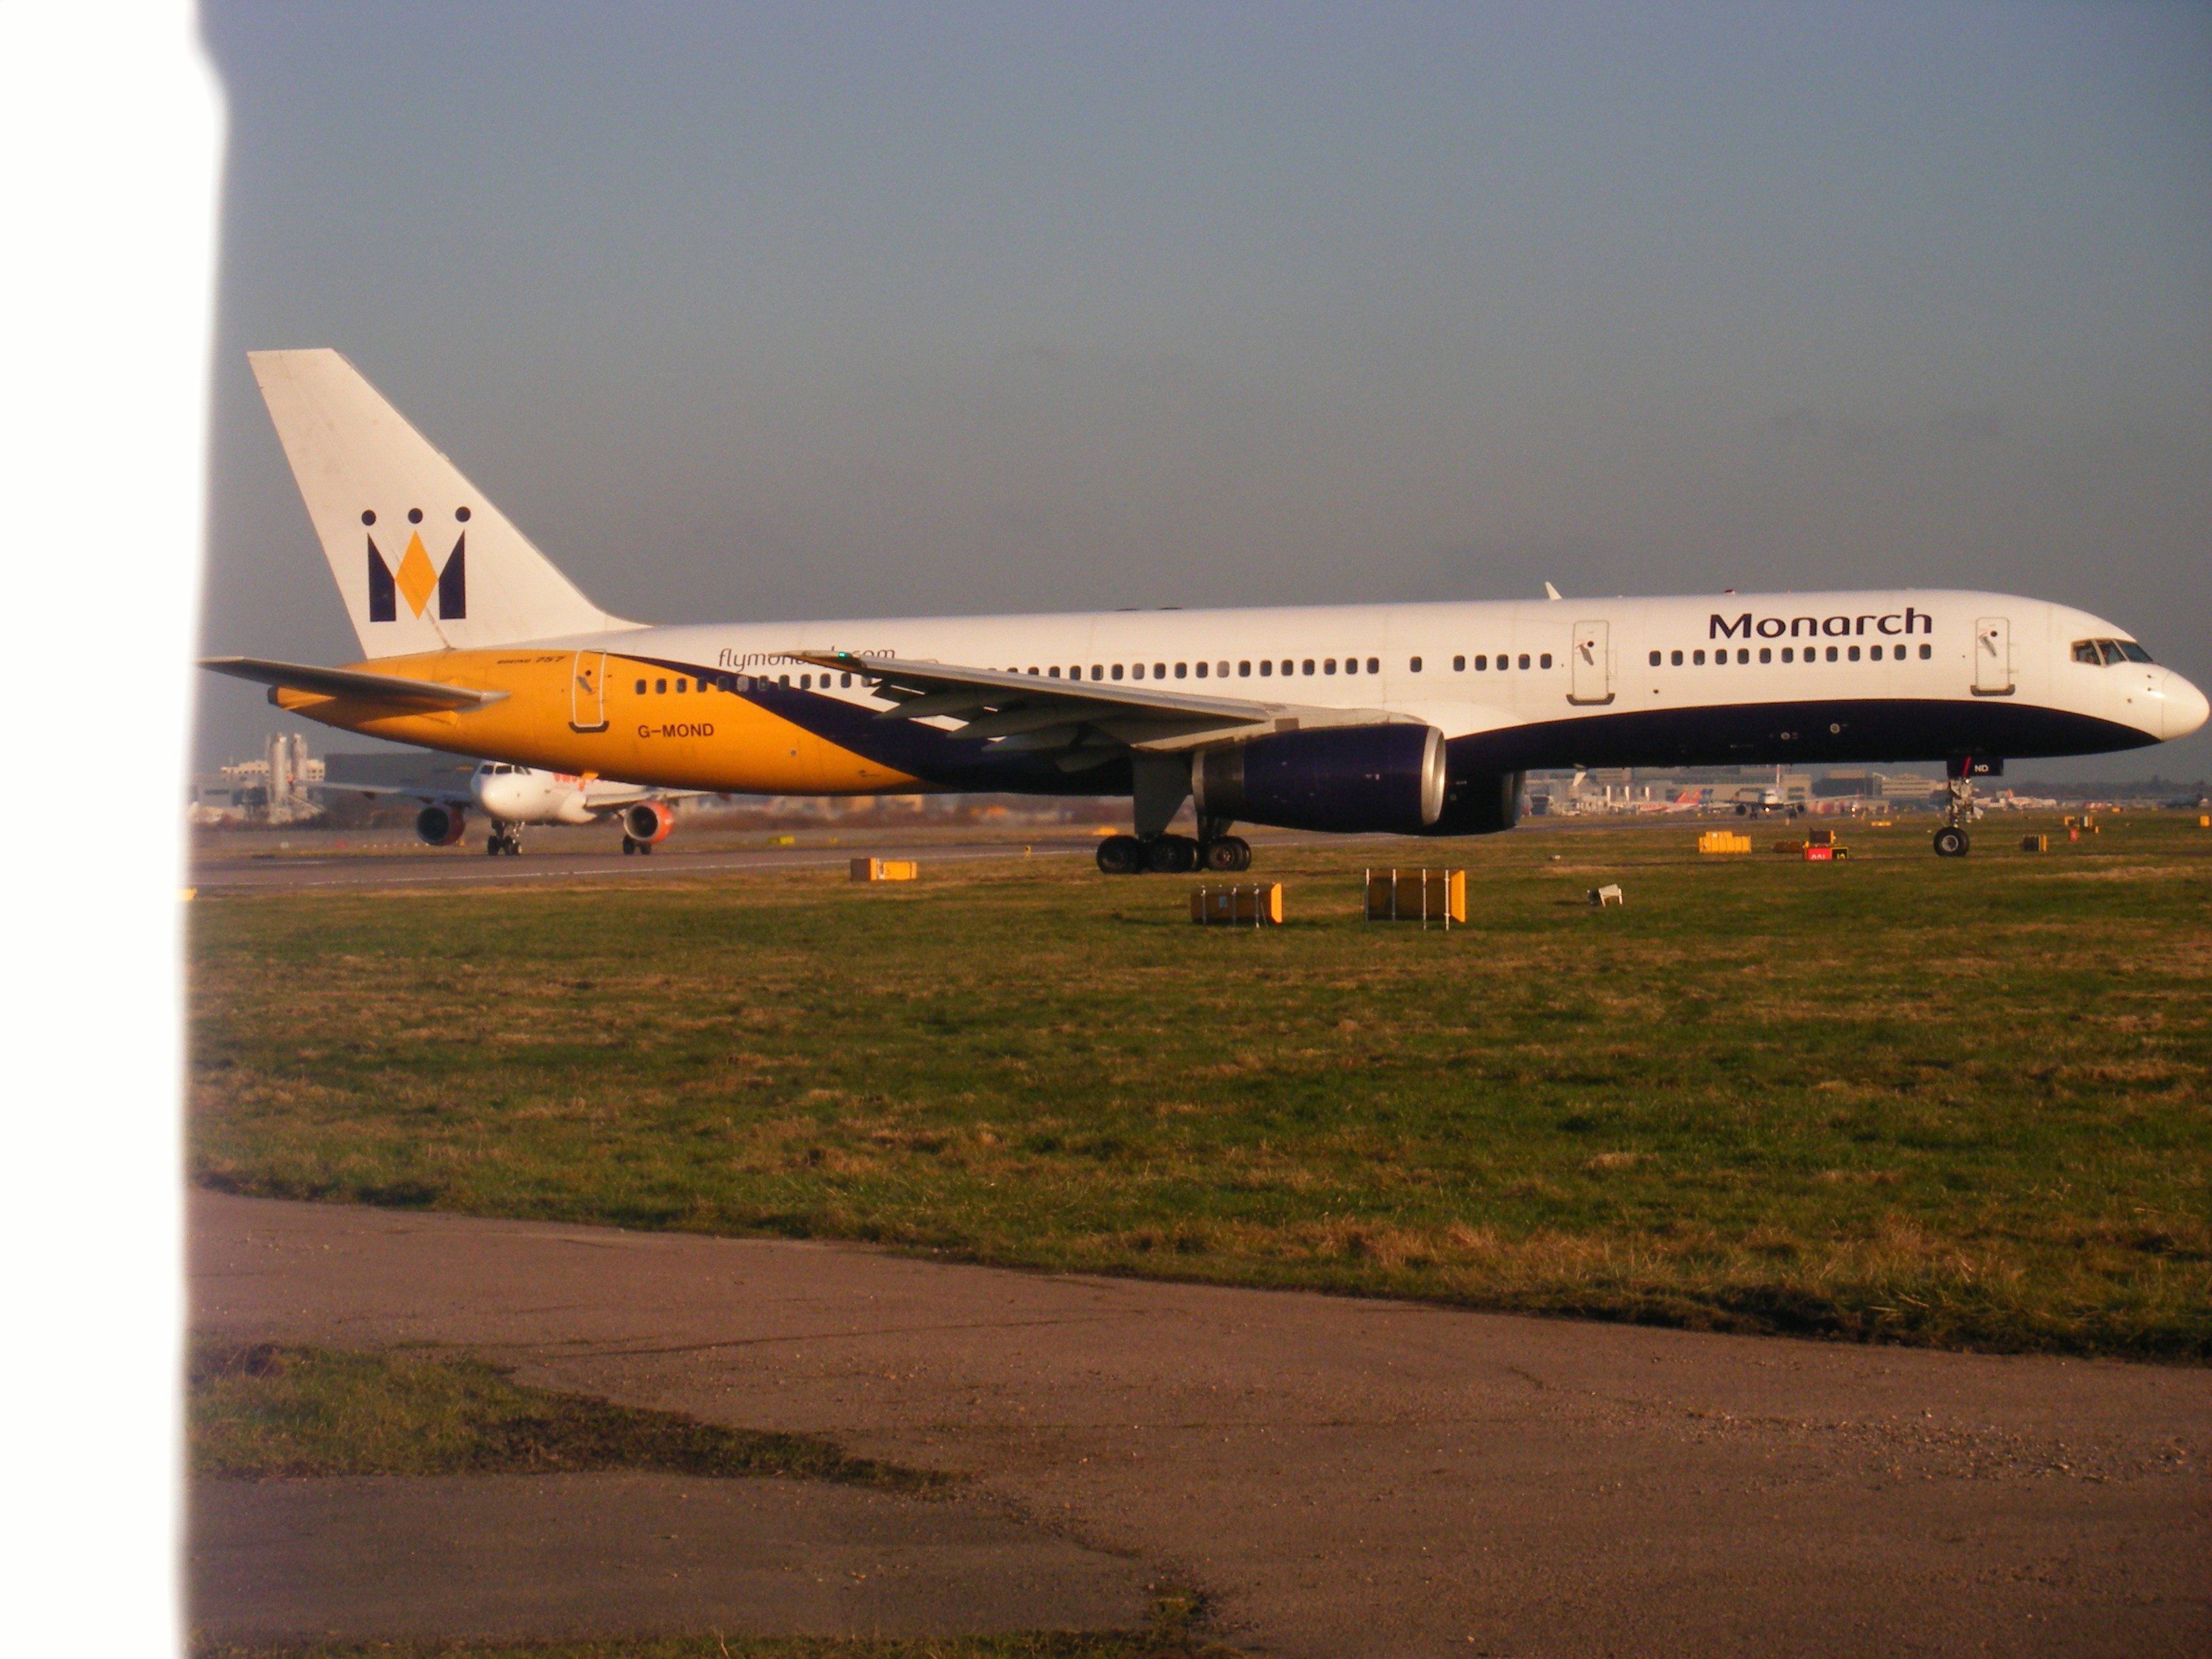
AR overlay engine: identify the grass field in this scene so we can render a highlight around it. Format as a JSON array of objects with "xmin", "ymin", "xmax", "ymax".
[
  {"xmin": 190, "ymin": 1338, "xmax": 942, "ymax": 1488},
  {"xmin": 188, "ymin": 817, "xmax": 2212, "ymax": 1360}
]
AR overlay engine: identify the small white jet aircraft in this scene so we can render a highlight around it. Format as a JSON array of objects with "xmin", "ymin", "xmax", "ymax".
[{"xmin": 338, "ymin": 761, "xmax": 696, "ymax": 855}]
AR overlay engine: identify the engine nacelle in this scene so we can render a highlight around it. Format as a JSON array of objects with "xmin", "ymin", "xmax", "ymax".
[
  {"xmin": 1192, "ymin": 724, "xmax": 1446, "ymax": 835},
  {"xmin": 415, "ymin": 804, "xmax": 467, "ymax": 846},
  {"xmin": 622, "ymin": 800, "xmax": 674, "ymax": 846},
  {"xmin": 1423, "ymin": 768, "xmax": 1523, "ymax": 837}
]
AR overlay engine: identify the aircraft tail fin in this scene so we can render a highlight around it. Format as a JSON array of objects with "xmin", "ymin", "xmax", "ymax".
[{"xmin": 249, "ymin": 349, "xmax": 636, "ymax": 658}]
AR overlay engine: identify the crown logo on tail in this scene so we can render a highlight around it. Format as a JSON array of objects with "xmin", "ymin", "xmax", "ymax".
[{"xmin": 366, "ymin": 516, "xmax": 466, "ymax": 622}]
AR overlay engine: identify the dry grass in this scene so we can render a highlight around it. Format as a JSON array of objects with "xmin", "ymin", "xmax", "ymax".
[{"xmin": 189, "ymin": 816, "xmax": 2212, "ymax": 1359}]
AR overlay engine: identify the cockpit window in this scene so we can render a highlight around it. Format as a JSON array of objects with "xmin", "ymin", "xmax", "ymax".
[{"xmin": 2074, "ymin": 638, "xmax": 2155, "ymax": 666}]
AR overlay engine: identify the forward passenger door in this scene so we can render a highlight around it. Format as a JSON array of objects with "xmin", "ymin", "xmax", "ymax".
[
  {"xmin": 1569, "ymin": 621, "xmax": 1614, "ymax": 705},
  {"xmin": 1972, "ymin": 618, "xmax": 2013, "ymax": 696}
]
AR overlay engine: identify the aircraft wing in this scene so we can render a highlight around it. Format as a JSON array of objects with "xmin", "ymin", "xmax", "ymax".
[
  {"xmin": 201, "ymin": 657, "xmax": 509, "ymax": 712},
  {"xmin": 312, "ymin": 779, "xmax": 472, "ymax": 806},
  {"xmin": 578, "ymin": 778, "xmax": 710, "ymax": 808},
  {"xmin": 789, "ymin": 650, "xmax": 1407, "ymax": 766}
]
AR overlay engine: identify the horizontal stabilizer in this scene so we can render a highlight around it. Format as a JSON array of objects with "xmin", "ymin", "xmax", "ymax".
[{"xmin": 201, "ymin": 656, "xmax": 509, "ymax": 711}]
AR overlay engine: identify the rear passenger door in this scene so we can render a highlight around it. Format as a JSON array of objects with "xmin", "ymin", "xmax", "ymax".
[{"xmin": 570, "ymin": 649, "xmax": 609, "ymax": 731}]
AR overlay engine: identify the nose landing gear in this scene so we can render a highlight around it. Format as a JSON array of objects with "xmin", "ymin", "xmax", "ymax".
[
  {"xmin": 486, "ymin": 824, "xmax": 523, "ymax": 857},
  {"xmin": 1933, "ymin": 757, "xmax": 1994, "ymax": 857}
]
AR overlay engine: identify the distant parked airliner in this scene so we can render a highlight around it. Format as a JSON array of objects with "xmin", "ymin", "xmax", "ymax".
[{"xmin": 206, "ymin": 351, "xmax": 2207, "ymax": 870}]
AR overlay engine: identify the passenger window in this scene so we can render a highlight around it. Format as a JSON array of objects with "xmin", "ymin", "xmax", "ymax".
[
  {"xmin": 1734, "ymin": 649, "xmax": 1747, "ymax": 664},
  {"xmin": 1324, "ymin": 659, "xmax": 1337, "ymax": 675},
  {"xmin": 1367, "ymin": 657, "xmax": 1380, "ymax": 674},
  {"xmin": 798, "ymin": 675, "xmax": 808, "ymax": 689},
  {"xmin": 1780, "ymin": 649, "xmax": 1792, "ymax": 663},
  {"xmin": 1454, "ymin": 655, "xmax": 1467, "ymax": 672},
  {"xmin": 779, "ymin": 674, "xmax": 790, "ymax": 687},
  {"xmin": 680, "ymin": 678, "xmax": 691, "ymax": 692},
  {"xmin": 1408, "ymin": 656, "xmax": 1422, "ymax": 673},
  {"xmin": 1259, "ymin": 660, "xmax": 1272, "ymax": 676},
  {"xmin": 841, "ymin": 672, "xmax": 853, "ymax": 687},
  {"xmin": 1302, "ymin": 659, "xmax": 1315, "ymax": 676},
  {"xmin": 1343, "ymin": 657, "xmax": 1357, "ymax": 675},
  {"xmin": 1176, "ymin": 662, "xmax": 1188, "ymax": 678},
  {"xmin": 1671, "ymin": 650, "xmax": 1683, "ymax": 665},
  {"xmin": 655, "ymin": 678, "xmax": 667, "ymax": 693},
  {"xmin": 1649, "ymin": 651, "xmax": 1661, "ymax": 668},
  {"xmin": 1519, "ymin": 654, "xmax": 1530, "ymax": 670},
  {"xmin": 1092, "ymin": 665, "xmax": 1104, "ymax": 680},
  {"xmin": 1154, "ymin": 663, "xmax": 1166, "ymax": 678},
  {"xmin": 1692, "ymin": 651, "xmax": 1704, "ymax": 665},
  {"xmin": 1132, "ymin": 663, "xmax": 1145, "ymax": 680},
  {"xmin": 1112, "ymin": 664, "xmax": 1124, "ymax": 680},
  {"xmin": 634, "ymin": 679, "xmax": 646, "ymax": 695},
  {"xmin": 1847, "ymin": 646, "xmax": 1860, "ymax": 661},
  {"xmin": 1539, "ymin": 653, "xmax": 1551, "ymax": 670},
  {"xmin": 1826, "ymin": 647, "xmax": 1838, "ymax": 662},
  {"xmin": 1193, "ymin": 662, "xmax": 1206, "ymax": 678},
  {"xmin": 1475, "ymin": 655, "xmax": 1488, "ymax": 671},
  {"xmin": 1238, "ymin": 661, "xmax": 1251, "ymax": 676},
  {"xmin": 1919, "ymin": 643, "xmax": 1931, "ymax": 659}
]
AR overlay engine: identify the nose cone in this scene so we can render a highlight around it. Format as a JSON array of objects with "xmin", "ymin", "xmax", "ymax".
[{"xmin": 2165, "ymin": 670, "xmax": 2211, "ymax": 741}]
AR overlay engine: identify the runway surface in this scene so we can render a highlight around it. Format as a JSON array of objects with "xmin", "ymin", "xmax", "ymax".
[{"xmin": 192, "ymin": 1192, "xmax": 2210, "ymax": 1658}]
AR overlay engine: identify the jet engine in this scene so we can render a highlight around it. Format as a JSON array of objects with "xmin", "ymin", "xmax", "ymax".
[
  {"xmin": 1422, "ymin": 768, "xmax": 1523, "ymax": 836},
  {"xmin": 1192, "ymin": 724, "xmax": 1446, "ymax": 835},
  {"xmin": 621, "ymin": 800, "xmax": 674, "ymax": 846},
  {"xmin": 415, "ymin": 804, "xmax": 467, "ymax": 846}
]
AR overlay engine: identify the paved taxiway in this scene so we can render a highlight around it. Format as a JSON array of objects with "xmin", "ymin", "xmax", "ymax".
[{"xmin": 193, "ymin": 1193, "xmax": 2209, "ymax": 1658}]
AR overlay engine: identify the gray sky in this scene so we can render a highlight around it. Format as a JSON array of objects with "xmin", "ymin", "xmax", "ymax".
[{"xmin": 197, "ymin": 1, "xmax": 2211, "ymax": 779}]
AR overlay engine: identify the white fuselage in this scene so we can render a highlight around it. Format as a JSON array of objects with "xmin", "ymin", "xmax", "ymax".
[{"xmin": 602, "ymin": 587, "xmax": 2205, "ymax": 762}]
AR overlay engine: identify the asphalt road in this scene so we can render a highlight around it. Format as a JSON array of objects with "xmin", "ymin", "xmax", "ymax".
[{"xmin": 191, "ymin": 1193, "xmax": 2211, "ymax": 1658}]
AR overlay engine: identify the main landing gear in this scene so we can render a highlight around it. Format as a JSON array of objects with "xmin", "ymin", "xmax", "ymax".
[
  {"xmin": 621, "ymin": 834, "xmax": 655, "ymax": 856},
  {"xmin": 486, "ymin": 824, "xmax": 523, "ymax": 857},
  {"xmin": 1094, "ymin": 832, "xmax": 1251, "ymax": 875}
]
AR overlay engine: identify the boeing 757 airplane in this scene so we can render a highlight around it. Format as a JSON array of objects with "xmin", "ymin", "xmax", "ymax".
[{"xmin": 205, "ymin": 351, "xmax": 2207, "ymax": 871}]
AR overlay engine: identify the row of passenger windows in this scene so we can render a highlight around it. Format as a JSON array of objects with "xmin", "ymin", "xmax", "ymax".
[
  {"xmin": 1650, "ymin": 643, "xmax": 1932, "ymax": 668},
  {"xmin": 636, "ymin": 672, "xmax": 861, "ymax": 695},
  {"xmin": 985, "ymin": 653, "xmax": 1552, "ymax": 680},
  {"xmin": 633, "ymin": 653, "xmax": 1570, "ymax": 695}
]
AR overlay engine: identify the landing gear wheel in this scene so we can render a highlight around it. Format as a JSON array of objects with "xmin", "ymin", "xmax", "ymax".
[
  {"xmin": 1096, "ymin": 834, "xmax": 1143, "ymax": 875},
  {"xmin": 622, "ymin": 836, "xmax": 638, "ymax": 856},
  {"xmin": 1202, "ymin": 836, "xmax": 1251, "ymax": 872},
  {"xmin": 487, "ymin": 836, "xmax": 501, "ymax": 855},
  {"xmin": 1145, "ymin": 834, "xmax": 1199, "ymax": 874},
  {"xmin": 1933, "ymin": 825, "xmax": 1969, "ymax": 859}
]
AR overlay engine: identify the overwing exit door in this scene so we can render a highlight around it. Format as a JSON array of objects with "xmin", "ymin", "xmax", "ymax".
[
  {"xmin": 1569, "ymin": 620, "xmax": 1614, "ymax": 705},
  {"xmin": 570, "ymin": 649, "xmax": 609, "ymax": 731},
  {"xmin": 1972, "ymin": 618, "xmax": 2013, "ymax": 696}
]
